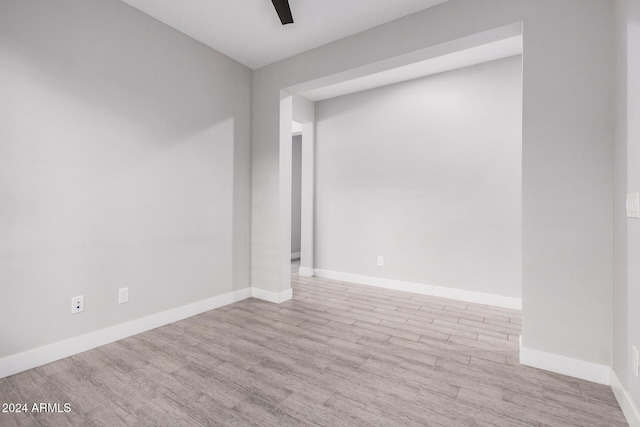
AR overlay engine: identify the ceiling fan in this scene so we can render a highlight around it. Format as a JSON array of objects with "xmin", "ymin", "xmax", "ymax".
[{"xmin": 271, "ymin": 0, "xmax": 294, "ymax": 25}]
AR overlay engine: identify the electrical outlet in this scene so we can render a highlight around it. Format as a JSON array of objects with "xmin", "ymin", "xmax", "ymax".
[
  {"xmin": 118, "ymin": 287, "xmax": 129, "ymax": 305},
  {"xmin": 627, "ymin": 193, "xmax": 640, "ymax": 218},
  {"xmin": 633, "ymin": 345, "xmax": 639, "ymax": 378},
  {"xmin": 377, "ymin": 256, "xmax": 384, "ymax": 267},
  {"xmin": 71, "ymin": 295, "xmax": 84, "ymax": 314}
]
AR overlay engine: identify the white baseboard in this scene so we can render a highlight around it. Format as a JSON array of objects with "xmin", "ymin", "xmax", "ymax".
[
  {"xmin": 517, "ymin": 342, "xmax": 640, "ymax": 427},
  {"xmin": 611, "ymin": 369, "xmax": 640, "ymax": 427},
  {"xmin": 0, "ymin": 288, "xmax": 251, "ymax": 379},
  {"xmin": 298, "ymin": 267, "xmax": 314, "ymax": 277},
  {"xmin": 519, "ymin": 338, "xmax": 610, "ymax": 385},
  {"xmin": 291, "ymin": 252, "xmax": 301, "ymax": 260},
  {"xmin": 251, "ymin": 287, "xmax": 293, "ymax": 304},
  {"xmin": 312, "ymin": 269, "xmax": 521, "ymax": 310}
]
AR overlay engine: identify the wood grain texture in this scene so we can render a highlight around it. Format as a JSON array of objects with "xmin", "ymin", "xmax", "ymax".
[{"xmin": 0, "ymin": 262, "xmax": 627, "ymax": 426}]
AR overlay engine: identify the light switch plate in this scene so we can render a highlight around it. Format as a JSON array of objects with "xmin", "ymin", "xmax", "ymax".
[{"xmin": 627, "ymin": 192, "xmax": 640, "ymax": 218}]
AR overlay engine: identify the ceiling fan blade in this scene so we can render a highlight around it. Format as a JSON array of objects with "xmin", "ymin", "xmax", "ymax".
[{"xmin": 271, "ymin": 0, "xmax": 294, "ymax": 25}]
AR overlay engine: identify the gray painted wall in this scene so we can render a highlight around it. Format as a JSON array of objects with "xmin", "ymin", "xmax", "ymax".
[
  {"xmin": 614, "ymin": 0, "xmax": 640, "ymax": 408},
  {"xmin": 291, "ymin": 135, "xmax": 302, "ymax": 256},
  {"xmin": 0, "ymin": 0, "xmax": 252, "ymax": 358},
  {"xmin": 252, "ymin": 0, "xmax": 614, "ymax": 366},
  {"xmin": 314, "ymin": 57, "xmax": 522, "ymax": 298},
  {"xmin": 519, "ymin": 1, "xmax": 613, "ymax": 367}
]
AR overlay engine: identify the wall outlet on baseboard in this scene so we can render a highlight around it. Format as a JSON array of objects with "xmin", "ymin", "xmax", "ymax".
[
  {"xmin": 118, "ymin": 287, "xmax": 129, "ymax": 304},
  {"xmin": 71, "ymin": 295, "xmax": 84, "ymax": 314},
  {"xmin": 377, "ymin": 256, "xmax": 384, "ymax": 267},
  {"xmin": 633, "ymin": 345, "xmax": 639, "ymax": 378}
]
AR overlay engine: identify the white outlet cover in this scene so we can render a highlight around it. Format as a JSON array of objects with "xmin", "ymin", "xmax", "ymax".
[
  {"xmin": 118, "ymin": 287, "xmax": 129, "ymax": 304},
  {"xmin": 633, "ymin": 345, "xmax": 639, "ymax": 378},
  {"xmin": 377, "ymin": 256, "xmax": 384, "ymax": 267},
  {"xmin": 71, "ymin": 295, "xmax": 85, "ymax": 314},
  {"xmin": 627, "ymin": 192, "xmax": 640, "ymax": 219}
]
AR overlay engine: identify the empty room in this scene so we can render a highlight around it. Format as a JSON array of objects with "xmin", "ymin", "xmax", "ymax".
[{"xmin": 1, "ymin": 0, "xmax": 639, "ymax": 426}]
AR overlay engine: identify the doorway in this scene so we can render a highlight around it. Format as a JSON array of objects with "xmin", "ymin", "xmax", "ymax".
[{"xmin": 291, "ymin": 121, "xmax": 303, "ymax": 261}]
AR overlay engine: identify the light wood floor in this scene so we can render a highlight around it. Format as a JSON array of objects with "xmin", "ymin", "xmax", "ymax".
[{"xmin": 0, "ymin": 263, "xmax": 627, "ymax": 426}]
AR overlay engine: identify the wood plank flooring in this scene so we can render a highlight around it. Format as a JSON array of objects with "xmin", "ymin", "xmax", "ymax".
[{"xmin": 0, "ymin": 263, "xmax": 627, "ymax": 426}]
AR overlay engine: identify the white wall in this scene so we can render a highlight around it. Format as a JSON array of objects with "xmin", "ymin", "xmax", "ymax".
[
  {"xmin": 291, "ymin": 135, "xmax": 302, "ymax": 256},
  {"xmin": 519, "ymin": 0, "xmax": 613, "ymax": 368},
  {"xmin": 0, "ymin": 0, "xmax": 252, "ymax": 358},
  {"xmin": 614, "ymin": 0, "xmax": 640, "ymax": 411},
  {"xmin": 252, "ymin": 0, "xmax": 613, "ymax": 367},
  {"xmin": 314, "ymin": 57, "xmax": 522, "ymax": 298}
]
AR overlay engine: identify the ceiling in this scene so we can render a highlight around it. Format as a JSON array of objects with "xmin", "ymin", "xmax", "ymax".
[{"xmin": 120, "ymin": 0, "xmax": 450, "ymax": 69}]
